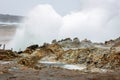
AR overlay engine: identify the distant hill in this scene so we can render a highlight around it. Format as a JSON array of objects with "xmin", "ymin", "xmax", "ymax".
[{"xmin": 0, "ymin": 14, "xmax": 23, "ymax": 23}]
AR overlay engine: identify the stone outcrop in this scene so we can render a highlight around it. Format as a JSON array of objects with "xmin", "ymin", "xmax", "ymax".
[
  {"xmin": 105, "ymin": 37, "xmax": 120, "ymax": 47},
  {"xmin": 17, "ymin": 37, "xmax": 120, "ymax": 71},
  {"xmin": 23, "ymin": 44, "xmax": 39, "ymax": 54}
]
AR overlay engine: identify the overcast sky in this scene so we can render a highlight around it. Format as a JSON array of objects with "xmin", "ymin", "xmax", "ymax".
[{"xmin": 0, "ymin": 0, "xmax": 81, "ymax": 16}]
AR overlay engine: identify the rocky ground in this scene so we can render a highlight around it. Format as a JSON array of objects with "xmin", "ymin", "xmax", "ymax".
[
  {"xmin": 0, "ymin": 37, "xmax": 120, "ymax": 80},
  {"xmin": 0, "ymin": 61, "xmax": 120, "ymax": 80}
]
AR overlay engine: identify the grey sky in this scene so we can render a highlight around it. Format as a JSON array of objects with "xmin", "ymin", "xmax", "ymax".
[{"xmin": 0, "ymin": 0, "xmax": 81, "ymax": 16}]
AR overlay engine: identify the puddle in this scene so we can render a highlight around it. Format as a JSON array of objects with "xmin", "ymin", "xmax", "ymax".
[
  {"xmin": 39, "ymin": 61, "xmax": 86, "ymax": 70},
  {"xmin": 90, "ymin": 68, "xmax": 112, "ymax": 73},
  {"xmin": 39, "ymin": 61, "xmax": 65, "ymax": 67},
  {"xmin": 0, "ymin": 61, "xmax": 11, "ymax": 65},
  {"xmin": 62, "ymin": 64, "xmax": 86, "ymax": 70},
  {"xmin": 39, "ymin": 61, "xmax": 63, "ymax": 64},
  {"xmin": 8, "ymin": 67, "xmax": 19, "ymax": 71}
]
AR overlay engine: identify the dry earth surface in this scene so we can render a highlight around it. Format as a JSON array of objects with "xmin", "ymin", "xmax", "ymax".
[{"xmin": 0, "ymin": 60, "xmax": 120, "ymax": 80}]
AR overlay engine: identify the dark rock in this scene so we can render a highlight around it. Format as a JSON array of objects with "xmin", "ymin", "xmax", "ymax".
[
  {"xmin": 27, "ymin": 44, "xmax": 39, "ymax": 50},
  {"xmin": 17, "ymin": 51, "xmax": 23, "ymax": 54},
  {"xmin": 73, "ymin": 37, "xmax": 80, "ymax": 44},
  {"xmin": 52, "ymin": 39, "xmax": 57, "ymax": 44}
]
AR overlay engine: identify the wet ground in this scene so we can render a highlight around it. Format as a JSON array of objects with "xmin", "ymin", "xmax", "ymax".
[
  {"xmin": 0, "ymin": 60, "xmax": 120, "ymax": 80},
  {"xmin": 0, "ymin": 24, "xmax": 17, "ymax": 44}
]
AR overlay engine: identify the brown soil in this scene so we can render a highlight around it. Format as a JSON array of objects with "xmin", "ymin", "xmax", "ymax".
[{"xmin": 0, "ymin": 60, "xmax": 120, "ymax": 80}]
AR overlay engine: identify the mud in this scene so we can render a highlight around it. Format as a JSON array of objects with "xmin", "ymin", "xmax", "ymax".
[{"xmin": 0, "ymin": 60, "xmax": 120, "ymax": 80}]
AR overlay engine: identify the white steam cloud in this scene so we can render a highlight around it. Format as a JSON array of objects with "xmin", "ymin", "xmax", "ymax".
[
  {"xmin": 9, "ymin": 0, "xmax": 120, "ymax": 50},
  {"xmin": 59, "ymin": 0, "xmax": 120, "ymax": 41},
  {"xmin": 9, "ymin": 4, "xmax": 62, "ymax": 50}
]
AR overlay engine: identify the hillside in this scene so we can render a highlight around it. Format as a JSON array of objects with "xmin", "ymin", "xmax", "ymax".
[{"xmin": 0, "ymin": 14, "xmax": 23, "ymax": 23}]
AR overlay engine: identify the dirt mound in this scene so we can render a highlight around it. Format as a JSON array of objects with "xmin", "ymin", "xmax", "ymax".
[
  {"xmin": 0, "ymin": 49, "xmax": 18, "ymax": 60},
  {"xmin": 18, "ymin": 45, "xmax": 120, "ymax": 70},
  {"xmin": 17, "ymin": 37, "xmax": 120, "ymax": 71},
  {"xmin": 18, "ymin": 43, "xmax": 64, "ymax": 68},
  {"xmin": 18, "ymin": 56, "xmax": 40, "ymax": 68}
]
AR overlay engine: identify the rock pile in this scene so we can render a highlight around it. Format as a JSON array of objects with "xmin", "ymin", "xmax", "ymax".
[
  {"xmin": 56, "ymin": 38, "xmax": 94, "ymax": 49},
  {"xmin": 105, "ymin": 37, "xmax": 120, "ymax": 47},
  {"xmin": 0, "ymin": 49, "xmax": 18, "ymax": 60},
  {"xmin": 17, "ymin": 37, "xmax": 120, "ymax": 71}
]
